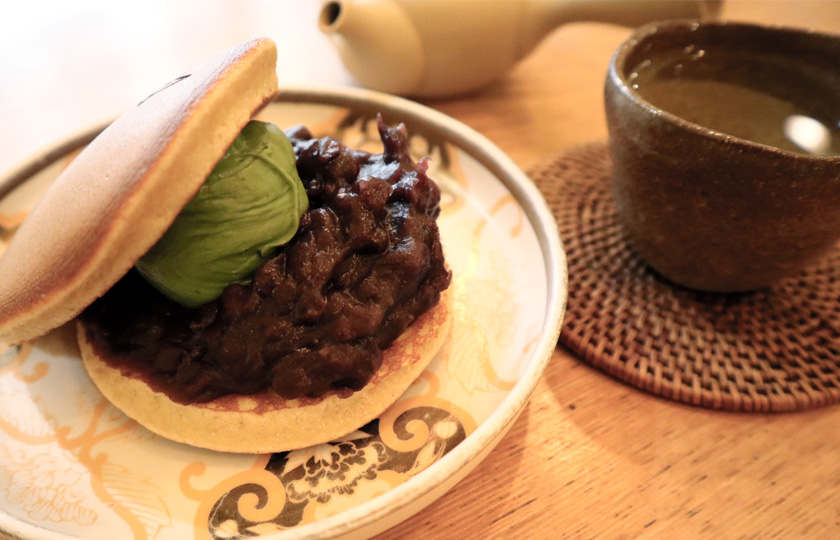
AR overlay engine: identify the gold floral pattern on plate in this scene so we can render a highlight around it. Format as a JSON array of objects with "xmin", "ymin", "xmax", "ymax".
[
  {"xmin": 195, "ymin": 407, "xmax": 467, "ymax": 538},
  {"xmin": 0, "ymin": 91, "xmax": 561, "ymax": 540}
]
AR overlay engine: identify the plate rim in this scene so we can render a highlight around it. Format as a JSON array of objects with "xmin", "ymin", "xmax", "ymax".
[{"xmin": 0, "ymin": 85, "xmax": 567, "ymax": 540}]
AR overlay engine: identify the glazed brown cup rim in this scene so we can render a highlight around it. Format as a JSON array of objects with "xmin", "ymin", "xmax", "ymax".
[{"xmin": 608, "ymin": 19, "xmax": 840, "ymax": 163}]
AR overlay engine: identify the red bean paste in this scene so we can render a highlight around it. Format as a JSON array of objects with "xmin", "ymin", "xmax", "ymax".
[{"xmin": 80, "ymin": 118, "xmax": 451, "ymax": 403}]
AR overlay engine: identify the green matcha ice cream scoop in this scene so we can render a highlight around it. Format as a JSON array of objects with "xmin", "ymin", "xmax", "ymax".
[{"xmin": 136, "ymin": 120, "xmax": 308, "ymax": 308}]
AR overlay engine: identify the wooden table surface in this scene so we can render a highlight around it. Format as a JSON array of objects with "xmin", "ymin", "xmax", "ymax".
[{"xmin": 3, "ymin": 1, "xmax": 840, "ymax": 539}]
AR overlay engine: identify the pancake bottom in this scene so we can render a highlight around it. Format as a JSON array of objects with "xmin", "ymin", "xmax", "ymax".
[{"xmin": 78, "ymin": 290, "xmax": 452, "ymax": 454}]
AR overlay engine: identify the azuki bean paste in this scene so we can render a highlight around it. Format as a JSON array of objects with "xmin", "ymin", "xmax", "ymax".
[{"xmin": 80, "ymin": 118, "xmax": 451, "ymax": 404}]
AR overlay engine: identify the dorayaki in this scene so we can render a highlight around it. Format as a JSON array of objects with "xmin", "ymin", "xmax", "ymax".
[{"xmin": 0, "ymin": 38, "xmax": 452, "ymax": 453}]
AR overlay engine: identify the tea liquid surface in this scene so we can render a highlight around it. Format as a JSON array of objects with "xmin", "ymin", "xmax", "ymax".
[{"xmin": 630, "ymin": 46, "xmax": 840, "ymax": 156}]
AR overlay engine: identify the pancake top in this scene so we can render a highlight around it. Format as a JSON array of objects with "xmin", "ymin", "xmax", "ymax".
[{"xmin": 0, "ymin": 38, "xmax": 279, "ymax": 344}]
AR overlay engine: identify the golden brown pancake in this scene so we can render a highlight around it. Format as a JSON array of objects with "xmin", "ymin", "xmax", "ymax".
[
  {"xmin": 78, "ymin": 289, "xmax": 451, "ymax": 453},
  {"xmin": 0, "ymin": 38, "xmax": 278, "ymax": 344}
]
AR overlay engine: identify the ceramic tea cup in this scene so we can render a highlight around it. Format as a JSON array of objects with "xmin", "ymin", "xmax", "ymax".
[{"xmin": 605, "ymin": 20, "xmax": 840, "ymax": 292}]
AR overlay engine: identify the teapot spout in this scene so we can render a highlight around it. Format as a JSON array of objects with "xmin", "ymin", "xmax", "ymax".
[{"xmin": 319, "ymin": 0, "xmax": 425, "ymax": 95}]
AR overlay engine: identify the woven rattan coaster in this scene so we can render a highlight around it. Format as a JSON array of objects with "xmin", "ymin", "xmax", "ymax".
[{"xmin": 530, "ymin": 143, "xmax": 840, "ymax": 412}]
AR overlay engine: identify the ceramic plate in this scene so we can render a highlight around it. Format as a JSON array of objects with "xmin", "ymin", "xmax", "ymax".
[{"xmin": 0, "ymin": 87, "xmax": 566, "ymax": 540}]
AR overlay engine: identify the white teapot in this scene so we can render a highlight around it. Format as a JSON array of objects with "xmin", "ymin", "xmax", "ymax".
[{"xmin": 319, "ymin": 0, "xmax": 722, "ymax": 97}]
